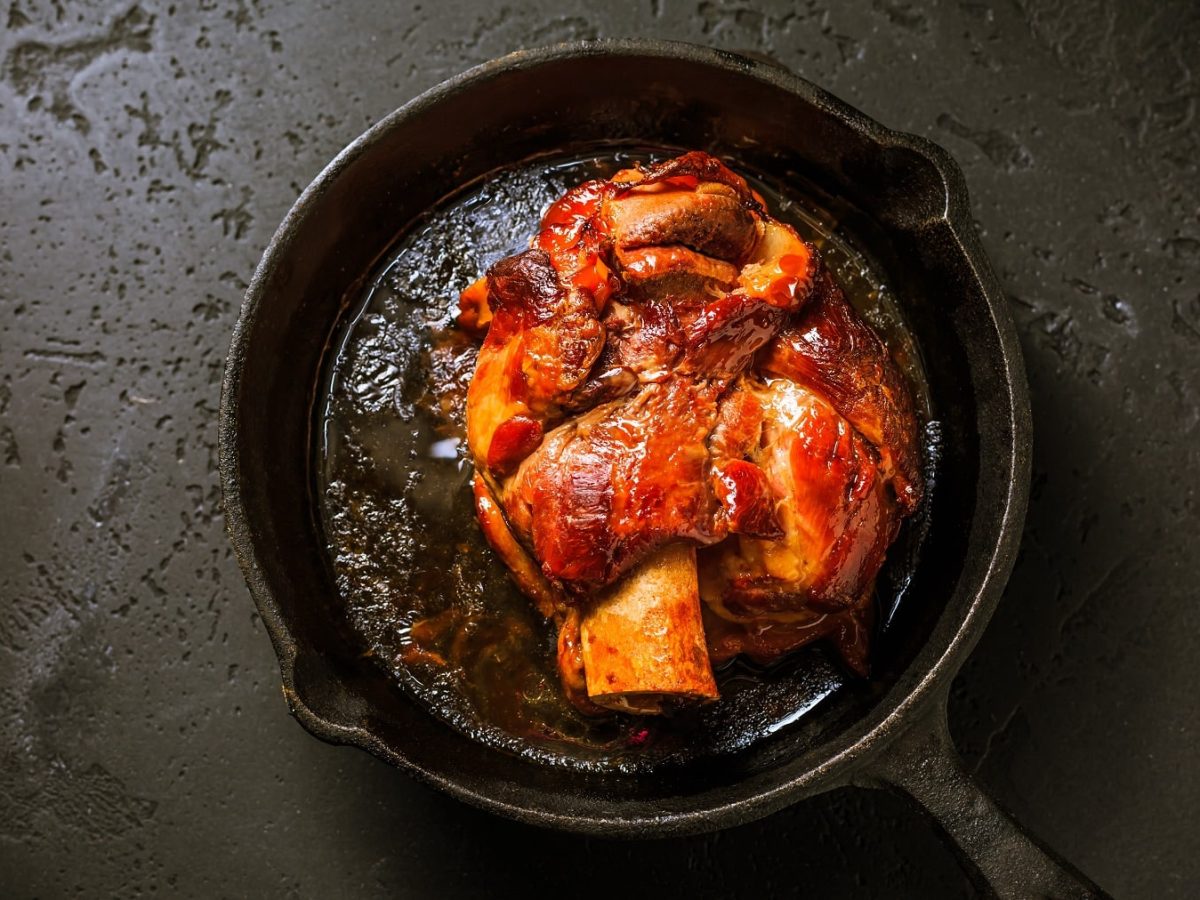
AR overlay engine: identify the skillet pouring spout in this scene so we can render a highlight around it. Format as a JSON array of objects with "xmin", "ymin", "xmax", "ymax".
[{"xmin": 219, "ymin": 39, "xmax": 1109, "ymax": 896}]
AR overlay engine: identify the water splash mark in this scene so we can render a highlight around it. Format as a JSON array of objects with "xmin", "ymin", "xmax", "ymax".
[
  {"xmin": 0, "ymin": 756, "xmax": 158, "ymax": 843},
  {"xmin": 7, "ymin": 2, "xmax": 31, "ymax": 30},
  {"xmin": 3, "ymin": 5, "xmax": 154, "ymax": 134},
  {"xmin": 1065, "ymin": 277, "xmax": 1137, "ymax": 332},
  {"xmin": 124, "ymin": 90, "xmax": 168, "ymax": 149},
  {"xmin": 192, "ymin": 293, "xmax": 231, "ymax": 322},
  {"xmin": 0, "ymin": 560, "xmax": 95, "ymax": 654},
  {"xmin": 696, "ymin": 1, "xmax": 804, "ymax": 43},
  {"xmin": 226, "ymin": 0, "xmax": 259, "ymax": 31},
  {"xmin": 211, "ymin": 184, "xmax": 254, "ymax": 240},
  {"xmin": 63, "ymin": 380, "xmax": 85, "ymax": 411},
  {"xmin": 1, "ymin": 424, "xmax": 19, "ymax": 466},
  {"xmin": 382, "ymin": 21, "xmax": 425, "ymax": 68},
  {"xmin": 425, "ymin": 7, "xmax": 599, "ymax": 68},
  {"xmin": 23, "ymin": 347, "xmax": 107, "ymax": 367},
  {"xmin": 1164, "ymin": 236, "xmax": 1200, "ymax": 261},
  {"xmin": 1010, "ymin": 294, "xmax": 1112, "ymax": 385},
  {"xmin": 937, "ymin": 113, "xmax": 1034, "ymax": 171},
  {"xmin": 1172, "ymin": 297, "xmax": 1200, "ymax": 344},
  {"xmin": 87, "ymin": 456, "xmax": 132, "ymax": 525},
  {"xmin": 1014, "ymin": 0, "xmax": 1120, "ymax": 85},
  {"xmin": 1029, "ymin": 309, "xmax": 1111, "ymax": 385},
  {"xmin": 873, "ymin": 0, "xmax": 928, "ymax": 32},
  {"xmin": 173, "ymin": 89, "xmax": 232, "ymax": 179}
]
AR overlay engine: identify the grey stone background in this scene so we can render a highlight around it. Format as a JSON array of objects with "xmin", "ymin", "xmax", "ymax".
[{"xmin": 1, "ymin": 1, "xmax": 1196, "ymax": 896}]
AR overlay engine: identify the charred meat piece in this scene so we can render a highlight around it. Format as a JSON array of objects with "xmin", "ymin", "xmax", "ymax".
[{"xmin": 457, "ymin": 152, "xmax": 922, "ymax": 713}]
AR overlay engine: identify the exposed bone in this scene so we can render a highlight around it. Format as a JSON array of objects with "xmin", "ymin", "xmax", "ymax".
[{"xmin": 580, "ymin": 543, "xmax": 719, "ymax": 714}]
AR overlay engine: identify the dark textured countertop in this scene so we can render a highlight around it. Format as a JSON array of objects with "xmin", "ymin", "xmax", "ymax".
[{"xmin": 1, "ymin": 2, "xmax": 1196, "ymax": 897}]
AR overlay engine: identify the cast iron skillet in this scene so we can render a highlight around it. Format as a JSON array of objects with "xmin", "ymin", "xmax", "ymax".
[{"xmin": 219, "ymin": 41, "xmax": 1109, "ymax": 898}]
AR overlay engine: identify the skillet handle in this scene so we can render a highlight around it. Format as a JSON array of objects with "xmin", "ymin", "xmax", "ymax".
[{"xmin": 856, "ymin": 701, "xmax": 1111, "ymax": 899}]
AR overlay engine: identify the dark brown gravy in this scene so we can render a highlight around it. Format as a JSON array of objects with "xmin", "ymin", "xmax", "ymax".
[{"xmin": 316, "ymin": 149, "xmax": 935, "ymax": 772}]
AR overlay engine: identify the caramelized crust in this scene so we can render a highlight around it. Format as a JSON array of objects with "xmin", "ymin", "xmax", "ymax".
[
  {"xmin": 699, "ymin": 380, "xmax": 897, "ymax": 617},
  {"xmin": 761, "ymin": 271, "xmax": 923, "ymax": 513},
  {"xmin": 465, "ymin": 249, "xmax": 606, "ymax": 474},
  {"xmin": 503, "ymin": 378, "xmax": 726, "ymax": 593}
]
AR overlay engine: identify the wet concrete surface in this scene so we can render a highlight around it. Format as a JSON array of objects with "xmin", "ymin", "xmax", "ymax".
[{"xmin": 0, "ymin": 1, "xmax": 1196, "ymax": 897}]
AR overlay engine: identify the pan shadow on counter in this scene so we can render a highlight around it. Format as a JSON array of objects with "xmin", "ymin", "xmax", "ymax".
[{"xmin": 296, "ymin": 747, "xmax": 977, "ymax": 899}]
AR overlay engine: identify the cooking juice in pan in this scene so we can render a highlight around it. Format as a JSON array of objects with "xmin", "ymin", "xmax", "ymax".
[{"xmin": 316, "ymin": 149, "xmax": 934, "ymax": 772}]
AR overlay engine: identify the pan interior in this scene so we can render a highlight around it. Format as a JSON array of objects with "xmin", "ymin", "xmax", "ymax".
[
  {"xmin": 314, "ymin": 146, "xmax": 937, "ymax": 773},
  {"xmin": 228, "ymin": 47, "xmax": 1003, "ymax": 821}
]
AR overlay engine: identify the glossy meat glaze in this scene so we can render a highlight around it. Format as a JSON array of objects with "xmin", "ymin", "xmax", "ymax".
[{"xmin": 458, "ymin": 152, "xmax": 923, "ymax": 714}]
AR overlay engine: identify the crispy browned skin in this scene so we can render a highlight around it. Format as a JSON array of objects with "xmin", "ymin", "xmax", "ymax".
[
  {"xmin": 459, "ymin": 151, "xmax": 922, "ymax": 711},
  {"xmin": 696, "ymin": 379, "xmax": 896, "ymax": 678},
  {"xmin": 760, "ymin": 271, "xmax": 923, "ymax": 514},
  {"xmin": 499, "ymin": 291, "xmax": 793, "ymax": 596}
]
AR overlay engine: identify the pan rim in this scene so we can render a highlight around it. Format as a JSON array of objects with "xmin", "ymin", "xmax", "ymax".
[{"xmin": 218, "ymin": 38, "xmax": 1031, "ymax": 836}]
